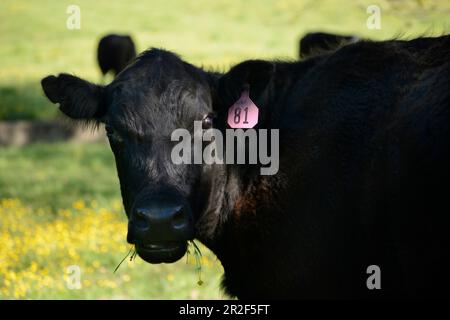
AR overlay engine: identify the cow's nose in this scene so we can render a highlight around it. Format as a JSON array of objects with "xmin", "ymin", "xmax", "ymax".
[
  {"xmin": 128, "ymin": 200, "xmax": 194, "ymax": 244},
  {"xmin": 134, "ymin": 206, "xmax": 188, "ymax": 230}
]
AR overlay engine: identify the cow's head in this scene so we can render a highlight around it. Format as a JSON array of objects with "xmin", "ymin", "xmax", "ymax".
[{"xmin": 41, "ymin": 49, "xmax": 274, "ymax": 263}]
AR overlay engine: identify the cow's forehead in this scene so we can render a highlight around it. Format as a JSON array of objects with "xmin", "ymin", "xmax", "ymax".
[
  {"xmin": 104, "ymin": 48, "xmax": 212, "ymax": 133},
  {"xmin": 108, "ymin": 78, "xmax": 209, "ymax": 115},
  {"xmin": 112, "ymin": 48, "xmax": 208, "ymax": 87},
  {"xmin": 105, "ymin": 67, "xmax": 211, "ymax": 135}
]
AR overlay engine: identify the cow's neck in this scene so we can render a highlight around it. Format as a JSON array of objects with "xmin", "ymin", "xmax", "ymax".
[{"xmin": 201, "ymin": 56, "xmax": 325, "ymax": 298}]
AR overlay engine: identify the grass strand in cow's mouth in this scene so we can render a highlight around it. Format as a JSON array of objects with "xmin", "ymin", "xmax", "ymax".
[
  {"xmin": 187, "ymin": 240, "xmax": 203, "ymax": 286},
  {"xmin": 114, "ymin": 241, "xmax": 204, "ymax": 285},
  {"xmin": 113, "ymin": 245, "xmax": 136, "ymax": 274}
]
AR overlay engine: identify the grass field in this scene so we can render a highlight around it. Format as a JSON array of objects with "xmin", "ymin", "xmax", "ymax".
[
  {"xmin": 0, "ymin": 0, "xmax": 449, "ymax": 299},
  {"xmin": 1, "ymin": 0, "xmax": 449, "ymax": 119},
  {"xmin": 0, "ymin": 143, "xmax": 224, "ymax": 299}
]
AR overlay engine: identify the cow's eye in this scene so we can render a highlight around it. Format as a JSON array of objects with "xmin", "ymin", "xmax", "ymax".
[
  {"xmin": 202, "ymin": 113, "xmax": 215, "ymax": 129},
  {"xmin": 105, "ymin": 125, "xmax": 124, "ymax": 143}
]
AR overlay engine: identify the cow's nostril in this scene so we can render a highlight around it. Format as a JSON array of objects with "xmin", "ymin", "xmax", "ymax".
[
  {"xmin": 132, "ymin": 203, "xmax": 193, "ymax": 241},
  {"xmin": 134, "ymin": 208, "xmax": 151, "ymax": 230},
  {"xmin": 134, "ymin": 217, "xmax": 149, "ymax": 230},
  {"xmin": 171, "ymin": 209, "xmax": 187, "ymax": 229}
]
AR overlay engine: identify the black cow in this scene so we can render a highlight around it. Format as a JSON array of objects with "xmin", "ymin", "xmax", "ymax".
[
  {"xmin": 97, "ymin": 34, "xmax": 136, "ymax": 77},
  {"xmin": 299, "ymin": 32, "xmax": 359, "ymax": 58},
  {"xmin": 41, "ymin": 35, "xmax": 450, "ymax": 299}
]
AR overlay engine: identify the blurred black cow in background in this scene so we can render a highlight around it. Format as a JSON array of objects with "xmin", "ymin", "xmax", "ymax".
[
  {"xmin": 97, "ymin": 34, "xmax": 137, "ymax": 77},
  {"xmin": 299, "ymin": 31, "xmax": 359, "ymax": 58}
]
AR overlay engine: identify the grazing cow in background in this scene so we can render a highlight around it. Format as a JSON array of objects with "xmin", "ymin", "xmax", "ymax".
[
  {"xmin": 41, "ymin": 35, "xmax": 450, "ymax": 299},
  {"xmin": 299, "ymin": 31, "xmax": 359, "ymax": 58},
  {"xmin": 97, "ymin": 34, "xmax": 136, "ymax": 77}
]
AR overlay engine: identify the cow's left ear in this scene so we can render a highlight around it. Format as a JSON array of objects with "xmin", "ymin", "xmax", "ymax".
[
  {"xmin": 216, "ymin": 60, "xmax": 275, "ymax": 109},
  {"xmin": 41, "ymin": 73, "xmax": 106, "ymax": 121}
]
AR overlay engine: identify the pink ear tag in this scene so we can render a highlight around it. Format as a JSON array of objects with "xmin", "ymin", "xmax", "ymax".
[{"xmin": 227, "ymin": 90, "xmax": 259, "ymax": 128}]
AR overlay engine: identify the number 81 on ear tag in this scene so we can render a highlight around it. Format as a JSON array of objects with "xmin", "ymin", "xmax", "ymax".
[{"xmin": 227, "ymin": 90, "xmax": 259, "ymax": 129}]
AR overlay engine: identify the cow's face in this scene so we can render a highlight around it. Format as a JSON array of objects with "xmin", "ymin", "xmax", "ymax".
[
  {"xmin": 103, "ymin": 52, "xmax": 218, "ymax": 263},
  {"xmin": 41, "ymin": 49, "xmax": 274, "ymax": 263}
]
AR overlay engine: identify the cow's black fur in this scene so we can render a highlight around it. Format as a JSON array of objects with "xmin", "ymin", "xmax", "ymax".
[
  {"xmin": 41, "ymin": 35, "xmax": 450, "ymax": 299},
  {"xmin": 299, "ymin": 32, "xmax": 359, "ymax": 58},
  {"xmin": 97, "ymin": 34, "xmax": 137, "ymax": 77}
]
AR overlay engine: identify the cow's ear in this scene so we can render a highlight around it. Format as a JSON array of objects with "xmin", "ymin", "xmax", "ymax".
[
  {"xmin": 217, "ymin": 60, "xmax": 275, "ymax": 109},
  {"xmin": 41, "ymin": 74, "xmax": 106, "ymax": 121}
]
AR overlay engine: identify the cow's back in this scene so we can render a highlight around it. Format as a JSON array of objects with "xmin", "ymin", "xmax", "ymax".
[{"xmin": 274, "ymin": 36, "xmax": 450, "ymax": 297}]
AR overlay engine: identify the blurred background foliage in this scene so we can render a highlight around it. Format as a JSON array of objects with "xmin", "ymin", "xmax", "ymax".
[
  {"xmin": 1, "ymin": 0, "xmax": 449, "ymax": 120},
  {"xmin": 0, "ymin": 0, "xmax": 449, "ymax": 299}
]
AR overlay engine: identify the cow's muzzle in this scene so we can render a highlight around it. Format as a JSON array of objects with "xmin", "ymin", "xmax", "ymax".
[{"xmin": 127, "ymin": 197, "xmax": 194, "ymax": 263}]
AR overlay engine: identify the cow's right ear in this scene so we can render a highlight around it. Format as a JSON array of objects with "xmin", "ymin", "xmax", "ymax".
[
  {"xmin": 41, "ymin": 74, "xmax": 106, "ymax": 121},
  {"xmin": 216, "ymin": 60, "xmax": 275, "ymax": 110}
]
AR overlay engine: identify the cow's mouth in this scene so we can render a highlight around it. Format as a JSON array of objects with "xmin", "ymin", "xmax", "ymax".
[{"xmin": 135, "ymin": 242, "xmax": 187, "ymax": 263}]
